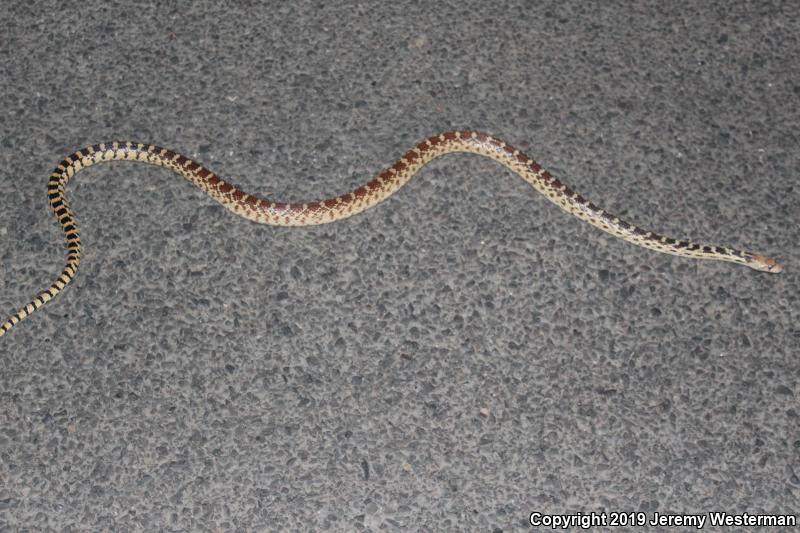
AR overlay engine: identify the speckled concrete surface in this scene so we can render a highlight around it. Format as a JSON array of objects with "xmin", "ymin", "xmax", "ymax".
[{"xmin": 0, "ymin": 1, "xmax": 797, "ymax": 531}]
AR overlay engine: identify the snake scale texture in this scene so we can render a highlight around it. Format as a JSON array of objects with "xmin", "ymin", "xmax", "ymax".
[{"xmin": 0, "ymin": 131, "xmax": 782, "ymax": 338}]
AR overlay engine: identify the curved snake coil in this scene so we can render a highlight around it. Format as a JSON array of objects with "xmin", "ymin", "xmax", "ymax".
[{"xmin": 0, "ymin": 131, "xmax": 783, "ymax": 338}]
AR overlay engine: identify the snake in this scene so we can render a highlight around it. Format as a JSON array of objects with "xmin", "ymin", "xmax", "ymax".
[{"xmin": 0, "ymin": 131, "xmax": 783, "ymax": 338}]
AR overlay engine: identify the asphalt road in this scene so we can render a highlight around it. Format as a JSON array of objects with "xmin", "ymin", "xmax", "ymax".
[{"xmin": 0, "ymin": 1, "xmax": 797, "ymax": 530}]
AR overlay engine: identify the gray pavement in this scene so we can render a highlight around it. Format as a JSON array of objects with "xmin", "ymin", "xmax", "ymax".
[{"xmin": 0, "ymin": 1, "xmax": 797, "ymax": 531}]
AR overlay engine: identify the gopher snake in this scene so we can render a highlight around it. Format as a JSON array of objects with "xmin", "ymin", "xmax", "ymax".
[{"xmin": 0, "ymin": 131, "xmax": 782, "ymax": 338}]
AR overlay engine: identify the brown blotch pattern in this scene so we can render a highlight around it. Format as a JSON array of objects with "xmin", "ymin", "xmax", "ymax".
[{"xmin": 1, "ymin": 132, "xmax": 769, "ymax": 339}]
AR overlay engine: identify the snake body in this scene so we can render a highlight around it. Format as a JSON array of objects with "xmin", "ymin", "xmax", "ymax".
[{"xmin": 0, "ymin": 131, "xmax": 782, "ymax": 337}]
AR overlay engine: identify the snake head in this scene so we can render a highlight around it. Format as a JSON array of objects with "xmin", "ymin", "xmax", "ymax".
[{"xmin": 750, "ymin": 254, "xmax": 783, "ymax": 273}]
